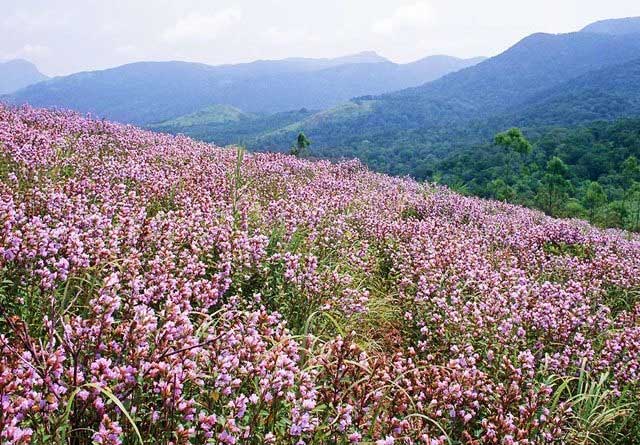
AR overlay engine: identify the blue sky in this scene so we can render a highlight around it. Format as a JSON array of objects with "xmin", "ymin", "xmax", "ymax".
[{"xmin": 3, "ymin": 0, "xmax": 640, "ymax": 76}]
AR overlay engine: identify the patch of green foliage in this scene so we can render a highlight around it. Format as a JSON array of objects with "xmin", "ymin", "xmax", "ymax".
[
  {"xmin": 601, "ymin": 286, "xmax": 640, "ymax": 318},
  {"xmin": 543, "ymin": 241, "xmax": 594, "ymax": 259},
  {"xmin": 290, "ymin": 132, "xmax": 311, "ymax": 157}
]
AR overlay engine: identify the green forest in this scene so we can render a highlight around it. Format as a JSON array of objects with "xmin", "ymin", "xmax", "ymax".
[{"xmin": 431, "ymin": 120, "xmax": 640, "ymax": 231}]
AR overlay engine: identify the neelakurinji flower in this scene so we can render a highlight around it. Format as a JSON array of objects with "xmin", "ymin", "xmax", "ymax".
[{"xmin": 0, "ymin": 104, "xmax": 639, "ymax": 444}]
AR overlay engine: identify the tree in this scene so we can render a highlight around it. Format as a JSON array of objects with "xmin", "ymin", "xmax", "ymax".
[
  {"xmin": 622, "ymin": 156, "xmax": 640, "ymax": 189},
  {"xmin": 546, "ymin": 156, "xmax": 570, "ymax": 177},
  {"xmin": 627, "ymin": 182, "xmax": 640, "ymax": 231},
  {"xmin": 537, "ymin": 156, "xmax": 572, "ymax": 215},
  {"xmin": 564, "ymin": 199, "xmax": 586, "ymax": 218},
  {"xmin": 601, "ymin": 201, "xmax": 629, "ymax": 228},
  {"xmin": 489, "ymin": 178, "xmax": 516, "ymax": 202},
  {"xmin": 583, "ymin": 181, "xmax": 607, "ymax": 219},
  {"xmin": 290, "ymin": 132, "xmax": 311, "ymax": 157},
  {"xmin": 494, "ymin": 128, "xmax": 533, "ymax": 156},
  {"xmin": 494, "ymin": 128, "xmax": 533, "ymax": 179}
]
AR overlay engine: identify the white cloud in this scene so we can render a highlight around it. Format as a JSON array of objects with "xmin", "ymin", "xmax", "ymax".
[
  {"xmin": 264, "ymin": 27, "xmax": 310, "ymax": 45},
  {"xmin": 115, "ymin": 45, "xmax": 137, "ymax": 55},
  {"xmin": 162, "ymin": 8, "xmax": 243, "ymax": 44},
  {"xmin": 2, "ymin": 10, "xmax": 70, "ymax": 31},
  {"xmin": 2, "ymin": 44, "xmax": 51, "ymax": 62},
  {"xmin": 372, "ymin": 1, "xmax": 434, "ymax": 35},
  {"xmin": 22, "ymin": 44, "xmax": 50, "ymax": 57}
]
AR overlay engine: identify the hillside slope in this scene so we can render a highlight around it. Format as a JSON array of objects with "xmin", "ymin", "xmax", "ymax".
[
  {"xmin": 150, "ymin": 106, "xmax": 317, "ymax": 146},
  {"xmin": 6, "ymin": 54, "xmax": 483, "ymax": 125},
  {"xmin": 503, "ymin": 57, "xmax": 640, "ymax": 127},
  {"xmin": 2, "ymin": 104, "xmax": 640, "ymax": 444}
]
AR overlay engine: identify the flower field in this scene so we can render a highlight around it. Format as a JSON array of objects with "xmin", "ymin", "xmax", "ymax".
[{"xmin": 1, "ymin": 104, "xmax": 640, "ymax": 444}]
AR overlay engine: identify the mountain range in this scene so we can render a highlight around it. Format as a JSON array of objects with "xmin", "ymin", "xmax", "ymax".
[
  {"xmin": 136, "ymin": 17, "xmax": 640, "ymax": 160},
  {"xmin": 0, "ymin": 59, "xmax": 48, "ymax": 95},
  {"xmin": 4, "ymin": 53, "xmax": 484, "ymax": 125},
  {"xmin": 4, "ymin": 16, "xmax": 640, "ymax": 180},
  {"xmin": 241, "ymin": 17, "xmax": 640, "ymax": 172}
]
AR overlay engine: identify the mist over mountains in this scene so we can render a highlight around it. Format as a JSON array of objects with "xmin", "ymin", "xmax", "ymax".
[{"xmin": 4, "ymin": 52, "xmax": 484, "ymax": 124}]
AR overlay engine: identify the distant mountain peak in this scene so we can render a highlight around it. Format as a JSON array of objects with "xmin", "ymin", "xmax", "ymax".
[
  {"xmin": 332, "ymin": 51, "xmax": 389, "ymax": 64},
  {"xmin": 2, "ymin": 58, "xmax": 30, "ymax": 65},
  {"xmin": 0, "ymin": 59, "xmax": 48, "ymax": 95},
  {"xmin": 581, "ymin": 16, "xmax": 640, "ymax": 35},
  {"xmin": 357, "ymin": 50, "xmax": 379, "ymax": 56},
  {"xmin": 0, "ymin": 58, "xmax": 44, "ymax": 70},
  {"xmin": 410, "ymin": 54, "xmax": 488, "ymax": 65}
]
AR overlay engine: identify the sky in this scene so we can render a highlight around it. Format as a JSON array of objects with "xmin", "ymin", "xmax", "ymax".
[{"xmin": 2, "ymin": 0, "xmax": 640, "ymax": 77}]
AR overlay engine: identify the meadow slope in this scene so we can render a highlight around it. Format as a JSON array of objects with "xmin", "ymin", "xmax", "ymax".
[{"xmin": 1, "ymin": 105, "xmax": 640, "ymax": 444}]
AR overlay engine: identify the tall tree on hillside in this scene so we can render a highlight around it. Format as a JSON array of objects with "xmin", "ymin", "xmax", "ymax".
[
  {"xmin": 290, "ymin": 132, "xmax": 311, "ymax": 157},
  {"xmin": 622, "ymin": 156, "xmax": 640, "ymax": 189},
  {"xmin": 537, "ymin": 156, "xmax": 572, "ymax": 215},
  {"xmin": 494, "ymin": 128, "xmax": 533, "ymax": 156},
  {"xmin": 494, "ymin": 128, "xmax": 533, "ymax": 178},
  {"xmin": 583, "ymin": 181, "xmax": 607, "ymax": 219},
  {"xmin": 488, "ymin": 178, "xmax": 516, "ymax": 202},
  {"xmin": 628, "ymin": 182, "xmax": 640, "ymax": 231}
]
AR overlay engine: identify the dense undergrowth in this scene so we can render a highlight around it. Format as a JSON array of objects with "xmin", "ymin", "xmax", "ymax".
[{"xmin": 1, "ymin": 105, "xmax": 640, "ymax": 444}]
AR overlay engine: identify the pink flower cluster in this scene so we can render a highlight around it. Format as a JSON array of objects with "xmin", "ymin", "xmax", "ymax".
[{"xmin": 1, "ymin": 104, "xmax": 639, "ymax": 443}]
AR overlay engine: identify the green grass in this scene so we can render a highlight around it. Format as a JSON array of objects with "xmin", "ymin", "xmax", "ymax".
[{"xmin": 549, "ymin": 367, "xmax": 640, "ymax": 444}]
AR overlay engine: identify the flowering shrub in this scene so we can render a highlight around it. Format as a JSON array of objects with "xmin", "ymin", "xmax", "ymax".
[{"xmin": 1, "ymin": 104, "xmax": 640, "ymax": 444}]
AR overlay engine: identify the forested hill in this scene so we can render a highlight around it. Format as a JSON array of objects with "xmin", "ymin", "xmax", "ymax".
[{"xmin": 497, "ymin": 57, "xmax": 640, "ymax": 128}]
